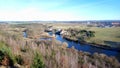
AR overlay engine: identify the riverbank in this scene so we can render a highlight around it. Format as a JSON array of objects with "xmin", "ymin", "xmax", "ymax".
[
  {"xmin": 62, "ymin": 35, "xmax": 120, "ymax": 52},
  {"xmin": 51, "ymin": 33, "xmax": 120, "ymax": 62}
]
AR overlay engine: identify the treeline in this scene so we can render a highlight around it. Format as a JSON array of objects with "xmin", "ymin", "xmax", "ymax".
[{"xmin": 62, "ymin": 28, "xmax": 95, "ymax": 42}]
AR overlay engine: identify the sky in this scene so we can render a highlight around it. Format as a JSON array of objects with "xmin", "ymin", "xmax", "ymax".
[{"xmin": 0, "ymin": 0, "xmax": 120, "ymax": 21}]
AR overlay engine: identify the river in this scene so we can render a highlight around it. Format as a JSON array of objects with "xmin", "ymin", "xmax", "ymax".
[
  {"xmin": 49, "ymin": 32, "xmax": 120, "ymax": 61},
  {"xmin": 23, "ymin": 31, "xmax": 120, "ymax": 61}
]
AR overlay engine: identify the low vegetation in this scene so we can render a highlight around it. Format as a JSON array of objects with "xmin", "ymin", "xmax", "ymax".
[
  {"xmin": 31, "ymin": 52, "xmax": 45, "ymax": 68},
  {"xmin": 62, "ymin": 28, "xmax": 95, "ymax": 42},
  {"xmin": 0, "ymin": 23, "xmax": 120, "ymax": 68}
]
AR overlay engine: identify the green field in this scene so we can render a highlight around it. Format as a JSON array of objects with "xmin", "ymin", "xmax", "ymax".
[
  {"xmin": 87, "ymin": 27, "xmax": 120, "ymax": 46},
  {"xmin": 88, "ymin": 27, "xmax": 120, "ymax": 42}
]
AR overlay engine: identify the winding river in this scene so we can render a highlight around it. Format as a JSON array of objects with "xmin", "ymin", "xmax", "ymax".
[{"xmin": 23, "ymin": 31, "xmax": 120, "ymax": 61}]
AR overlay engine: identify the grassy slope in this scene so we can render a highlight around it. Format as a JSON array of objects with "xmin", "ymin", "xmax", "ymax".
[{"xmin": 89, "ymin": 27, "xmax": 120, "ymax": 42}]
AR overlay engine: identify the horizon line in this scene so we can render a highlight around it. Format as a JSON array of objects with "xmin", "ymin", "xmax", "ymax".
[{"xmin": 0, "ymin": 20, "xmax": 120, "ymax": 22}]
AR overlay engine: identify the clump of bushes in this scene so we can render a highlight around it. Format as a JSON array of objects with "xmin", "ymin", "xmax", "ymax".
[
  {"xmin": 63, "ymin": 28, "xmax": 95, "ymax": 42},
  {"xmin": 0, "ymin": 42, "xmax": 15, "ymax": 66},
  {"xmin": 15, "ymin": 55, "xmax": 24, "ymax": 65},
  {"xmin": 78, "ymin": 56, "xmax": 84, "ymax": 64},
  {"xmin": 31, "ymin": 52, "xmax": 45, "ymax": 68},
  {"xmin": 20, "ymin": 46, "xmax": 28, "ymax": 52}
]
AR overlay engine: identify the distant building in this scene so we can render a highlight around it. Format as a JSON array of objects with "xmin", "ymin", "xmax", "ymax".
[
  {"xmin": 112, "ymin": 22, "xmax": 120, "ymax": 27},
  {"xmin": 97, "ymin": 24, "xmax": 105, "ymax": 28},
  {"xmin": 87, "ymin": 22, "xmax": 90, "ymax": 25}
]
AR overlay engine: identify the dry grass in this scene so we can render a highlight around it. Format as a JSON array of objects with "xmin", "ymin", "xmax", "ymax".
[{"xmin": 0, "ymin": 23, "xmax": 120, "ymax": 68}]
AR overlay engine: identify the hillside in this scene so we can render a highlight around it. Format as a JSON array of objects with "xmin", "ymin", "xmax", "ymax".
[{"xmin": 0, "ymin": 23, "xmax": 120, "ymax": 68}]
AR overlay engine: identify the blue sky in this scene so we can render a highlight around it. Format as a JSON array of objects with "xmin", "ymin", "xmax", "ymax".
[{"xmin": 0, "ymin": 0, "xmax": 120, "ymax": 21}]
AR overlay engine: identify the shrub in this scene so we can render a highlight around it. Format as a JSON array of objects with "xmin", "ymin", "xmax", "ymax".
[
  {"xmin": 0, "ymin": 42, "xmax": 15, "ymax": 66},
  {"xmin": 31, "ymin": 52, "xmax": 45, "ymax": 68},
  {"xmin": 20, "ymin": 47, "xmax": 27, "ymax": 52},
  {"xmin": 51, "ymin": 50, "xmax": 56, "ymax": 59},
  {"xmin": 20, "ymin": 44, "xmax": 29, "ymax": 53},
  {"xmin": 78, "ymin": 56, "xmax": 84, "ymax": 64},
  {"xmin": 15, "ymin": 55, "xmax": 24, "ymax": 65}
]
